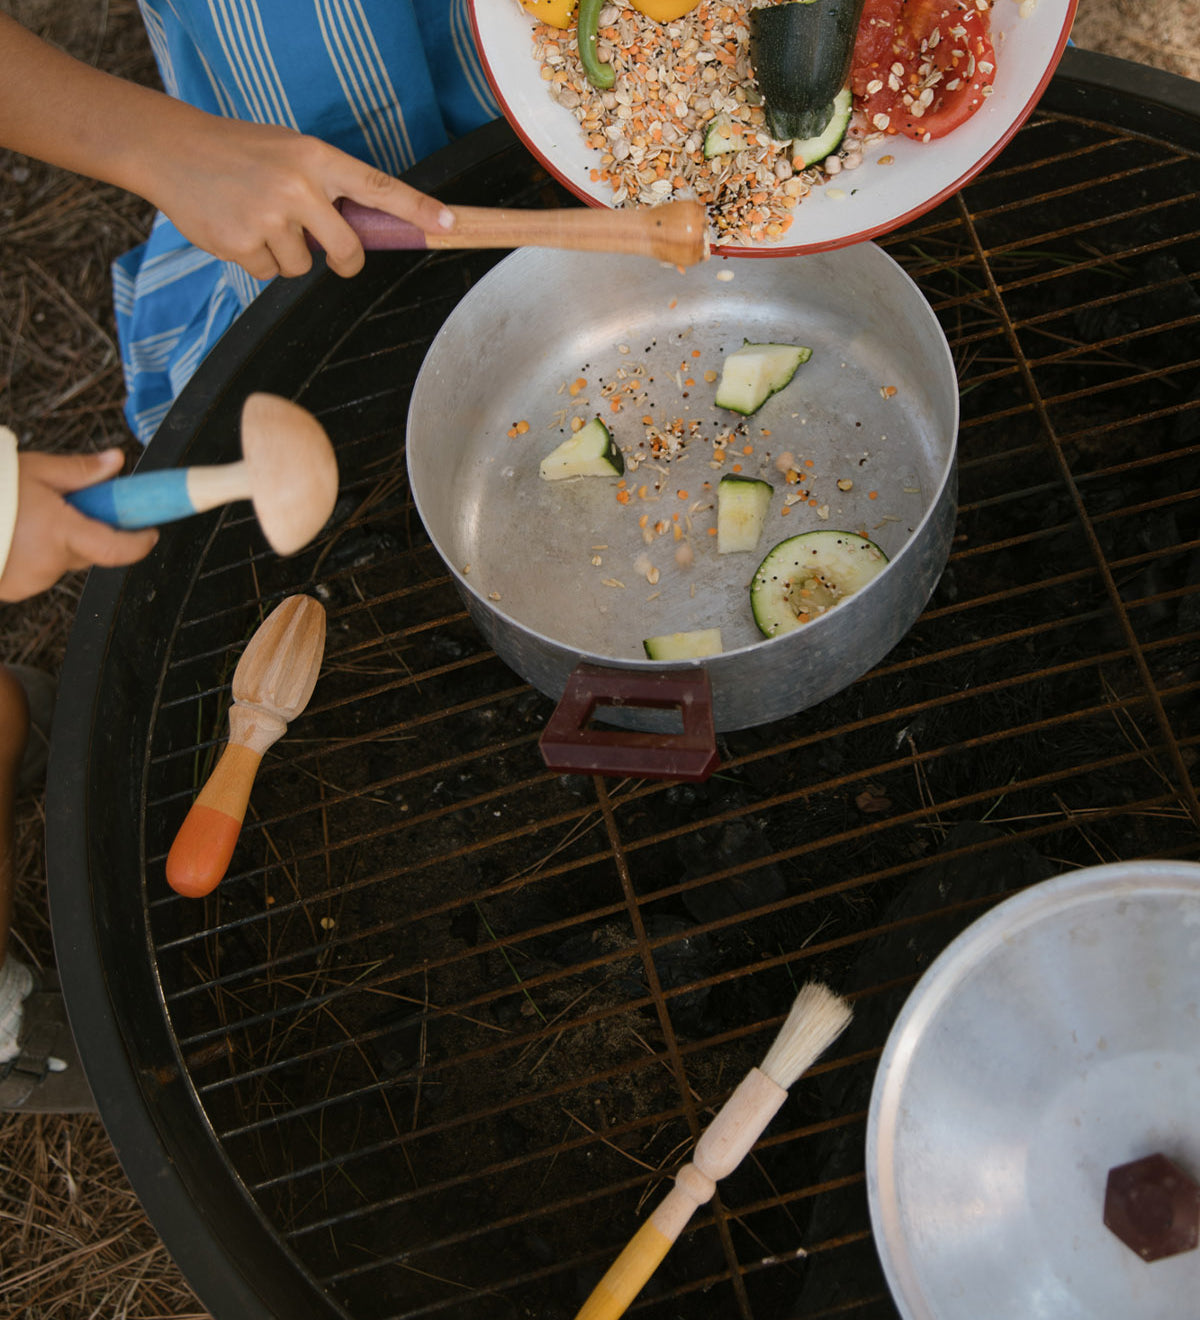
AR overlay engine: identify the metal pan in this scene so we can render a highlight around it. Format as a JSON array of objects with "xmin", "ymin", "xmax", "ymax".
[
  {"xmin": 407, "ymin": 244, "xmax": 957, "ymax": 771},
  {"xmin": 867, "ymin": 860, "xmax": 1200, "ymax": 1320}
]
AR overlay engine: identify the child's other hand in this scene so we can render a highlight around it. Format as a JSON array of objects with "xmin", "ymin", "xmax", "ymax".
[
  {"xmin": 0, "ymin": 450, "xmax": 159, "ymax": 602},
  {"xmin": 145, "ymin": 115, "xmax": 456, "ymax": 283}
]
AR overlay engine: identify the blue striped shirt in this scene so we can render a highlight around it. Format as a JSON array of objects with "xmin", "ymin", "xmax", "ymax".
[{"xmin": 114, "ymin": 0, "xmax": 499, "ymax": 443}]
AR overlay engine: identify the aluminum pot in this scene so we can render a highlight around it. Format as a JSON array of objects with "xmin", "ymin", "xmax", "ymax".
[
  {"xmin": 407, "ymin": 244, "xmax": 957, "ymax": 776},
  {"xmin": 867, "ymin": 860, "xmax": 1200, "ymax": 1320}
]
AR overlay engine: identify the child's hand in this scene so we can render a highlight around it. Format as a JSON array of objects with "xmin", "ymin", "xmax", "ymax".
[
  {"xmin": 0, "ymin": 450, "xmax": 159, "ymax": 602},
  {"xmin": 142, "ymin": 114, "xmax": 456, "ymax": 284},
  {"xmin": 0, "ymin": 17, "xmax": 453, "ymax": 286}
]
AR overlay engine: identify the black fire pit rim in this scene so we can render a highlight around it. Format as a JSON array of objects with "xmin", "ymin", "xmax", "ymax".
[{"xmin": 43, "ymin": 48, "xmax": 1200, "ymax": 1320}]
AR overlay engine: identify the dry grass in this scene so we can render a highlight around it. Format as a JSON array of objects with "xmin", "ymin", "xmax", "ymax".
[{"xmin": 0, "ymin": 0, "xmax": 1196, "ymax": 1315}]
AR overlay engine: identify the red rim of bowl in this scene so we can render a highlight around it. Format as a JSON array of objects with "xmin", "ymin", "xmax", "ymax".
[{"xmin": 469, "ymin": 1, "xmax": 1079, "ymax": 259}]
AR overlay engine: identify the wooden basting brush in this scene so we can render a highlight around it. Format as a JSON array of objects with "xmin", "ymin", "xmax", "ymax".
[{"xmin": 574, "ymin": 981, "xmax": 853, "ymax": 1320}]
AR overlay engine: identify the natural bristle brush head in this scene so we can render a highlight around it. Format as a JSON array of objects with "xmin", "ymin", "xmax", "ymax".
[{"xmin": 760, "ymin": 981, "xmax": 854, "ymax": 1089}]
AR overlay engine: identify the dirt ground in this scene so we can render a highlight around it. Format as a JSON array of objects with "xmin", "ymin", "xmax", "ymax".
[{"xmin": 0, "ymin": 1, "xmax": 1197, "ymax": 1316}]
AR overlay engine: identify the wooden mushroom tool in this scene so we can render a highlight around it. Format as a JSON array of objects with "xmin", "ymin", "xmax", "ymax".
[
  {"xmin": 166, "ymin": 595, "xmax": 326, "ymax": 899},
  {"xmin": 66, "ymin": 393, "xmax": 339, "ymax": 556},
  {"xmin": 327, "ymin": 197, "xmax": 710, "ymax": 268},
  {"xmin": 574, "ymin": 982, "xmax": 853, "ymax": 1320}
]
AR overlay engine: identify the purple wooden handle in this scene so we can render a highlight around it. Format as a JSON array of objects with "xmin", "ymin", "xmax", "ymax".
[
  {"xmin": 335, "ymin": 199, "xmax": 428, "ymax": 250},
  {"xmin": 539, "ymin": 664, "xmax": 720, "ymax": 783},
  {"xmin": 305, "ymin": 199, "xmax": 428, "ymax": 252}
]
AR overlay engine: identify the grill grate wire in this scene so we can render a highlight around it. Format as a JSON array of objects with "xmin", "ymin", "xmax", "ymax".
[{"xmin": 122, "ymin": 101, "xmax": 1200, "ymax": 1320}]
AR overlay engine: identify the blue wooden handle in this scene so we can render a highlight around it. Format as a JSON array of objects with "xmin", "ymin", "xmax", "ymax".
[{"xmin": 66, "ymin": 470, "xmax": 195, "ymax": 530}]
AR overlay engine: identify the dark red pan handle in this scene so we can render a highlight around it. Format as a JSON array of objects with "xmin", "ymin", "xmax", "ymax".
[{"xmin": 539, "ymin": 664, "xmax": 720, "ymax": 783}]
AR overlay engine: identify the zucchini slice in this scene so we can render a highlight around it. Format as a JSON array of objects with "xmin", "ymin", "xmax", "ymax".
[
  {"xmin": 750, "ymin": 530, "xmax": 888, "ymax": 637},
  {"xmin": 703, "ymin": 113, "xmax": 740, "ymax": 159},
  {"xmin": 643, "ymin": 628, "xmax": 724, "ymax": 660},
  {"xmin": 714, "ymin": 340, "xmax": 812, "ymax": 416},
  {"xmin": 539, "ymin": 416, "xmax": 625, "ymax": 480},
  {"xmin": 793, "ymin": 87, "xmax": 853, "ymax": 168},
  {"xmin": 717, "ymin": 474, "xmax": 773, "ymax": 553}
]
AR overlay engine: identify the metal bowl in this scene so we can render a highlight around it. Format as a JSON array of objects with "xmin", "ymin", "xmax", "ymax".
[{"xmin": 867, "ymin": 860, "xmax": 1200, "ymax": 1320}]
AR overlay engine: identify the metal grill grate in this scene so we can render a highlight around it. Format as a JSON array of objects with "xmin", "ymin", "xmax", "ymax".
[{"xmin": 52, "ymin": 56, "xmax": 1200, "ymax": 1320}]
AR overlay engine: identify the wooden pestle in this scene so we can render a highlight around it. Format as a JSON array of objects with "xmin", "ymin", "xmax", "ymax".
[
  {"xmin": 166, "ymin": 595, "xmax": 326, "ymax": 898},
  {"xmin": 326, "ymin": 197, "xmax": 710, "ymax": 267},
  {"xmin": 66, "ymin": 394, "xmax": 339, "ymax": 556}
]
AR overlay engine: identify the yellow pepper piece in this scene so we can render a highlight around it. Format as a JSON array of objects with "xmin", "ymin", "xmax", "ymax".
[
  {"xmin": 631, "ymin": 0, "xmax": 702, "ymax": 19},
  {"xmin": 518, "ymin": 0, "xmax": 579, "ymax": 28}
]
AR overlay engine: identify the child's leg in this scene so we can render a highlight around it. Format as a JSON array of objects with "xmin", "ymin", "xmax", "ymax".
[
  {"xmin": 0, "ymin": 665, "xmax": 94, "ymax": 1111},
  {"xmin": 0, "ymin": 664, "xmax": 30, "ymax": 974}
]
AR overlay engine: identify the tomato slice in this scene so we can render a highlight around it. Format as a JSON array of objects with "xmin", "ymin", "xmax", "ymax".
[{"xmin": 850, "ymin": 0, "xmax": 997, "ymax": 141}]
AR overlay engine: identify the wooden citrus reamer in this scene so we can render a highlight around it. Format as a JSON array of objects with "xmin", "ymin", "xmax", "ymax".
[
  {"xmin": 575, "ymin": 981, "xmax": 854, "ymax": 1320},
  {"xmin": 166, "ymin": 595, "xmax": 326, "ymax": 898},
  {"xmin": 326, "ymin": 197, "xmax": 710, "ymax": 268}
]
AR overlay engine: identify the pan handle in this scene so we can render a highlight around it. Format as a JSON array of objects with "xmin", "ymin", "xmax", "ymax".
[{"xmin": 538, "ymin": 663, "xmax": 719, "ymax": 783}]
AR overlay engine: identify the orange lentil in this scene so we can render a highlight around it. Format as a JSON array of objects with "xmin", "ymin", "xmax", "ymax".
[
  {"xmin": 676, "ymin": 490, "xmax": 688, "ymax": 500},
  {"xmin": 868, "ymin": 490, "xmax": 879, "ymax": 500},
  {"xmin": 616, "ymin": 489, "xmax": 631, "ymax": 504},
  {"xmin": 742, "ymin": 443, "xmax": 753, "ymax": 455},
  {"xmin": 684, "ymin": 378, "xmax": 695, "ymax": 387},
  {"xmin": 781, "ymin": 505, "xmax": 791, "ymax": 515},
  {"xmin": 691, "ymin": 349, "xmax": 701, "ymax": 358},
  {"xmin": 610, "ymin": 399, "xmax": 621, "ymax": 413},
  {"xmin": 638, "ymin": 513, "xmax": 649, "ymax": 528},
  {"xmin": 805, "ymin": 458, "xmax": 815, "ymax": 467},
  {"xmin": 515, "ymin": 419, "xmax": 530, "ymax": 435},
  {"xmin": 668, "ymin": 298, "xmax": 678, "ymax": 309},
  {"xmin": 731, "ymin": 463, "xmax": 742, "ymax": 473},
  {"xmin": 707, "ymin": 526, "xmax": 718, "ymax": 536},
  {"xmin": 642, "ymin": 414, "xmax": 653, "ymax": 425}
]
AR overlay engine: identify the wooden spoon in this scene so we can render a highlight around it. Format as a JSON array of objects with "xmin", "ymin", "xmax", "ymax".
[
  {"xmin": 166, "ymin": 595, "xmax": 326, "ymax": 899},
  {"xmin": 326, "ymin": 197, "xmax": 710, "ymax": 268},
  {"xmin": 66, "ymin": 393, "xmax": 339, "ymax": 556}
]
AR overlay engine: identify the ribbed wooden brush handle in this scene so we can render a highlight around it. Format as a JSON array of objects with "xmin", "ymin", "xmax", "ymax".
[{"xmin": 574, "ymin": 1069, "xmax": 788, "ymax": 1320}]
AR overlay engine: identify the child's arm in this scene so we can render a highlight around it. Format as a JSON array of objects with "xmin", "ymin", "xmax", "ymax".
[
  {"xmin": 0, "ymin": 437, "xmax": 159, "ymax": 602},
  {"xmin": 0, "ymin": 15, "xmax": 455, "ymax": 281}
]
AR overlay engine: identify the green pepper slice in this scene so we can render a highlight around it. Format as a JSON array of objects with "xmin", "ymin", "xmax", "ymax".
[{"xmin": 577, "ymin": 0, "xmax": 615, "ymax": 91}]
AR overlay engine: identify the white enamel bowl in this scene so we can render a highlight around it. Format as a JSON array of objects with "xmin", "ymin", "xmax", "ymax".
[{"xmin": 470, "ymin": 0, "xmax": 1077, "ymax": 257}]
